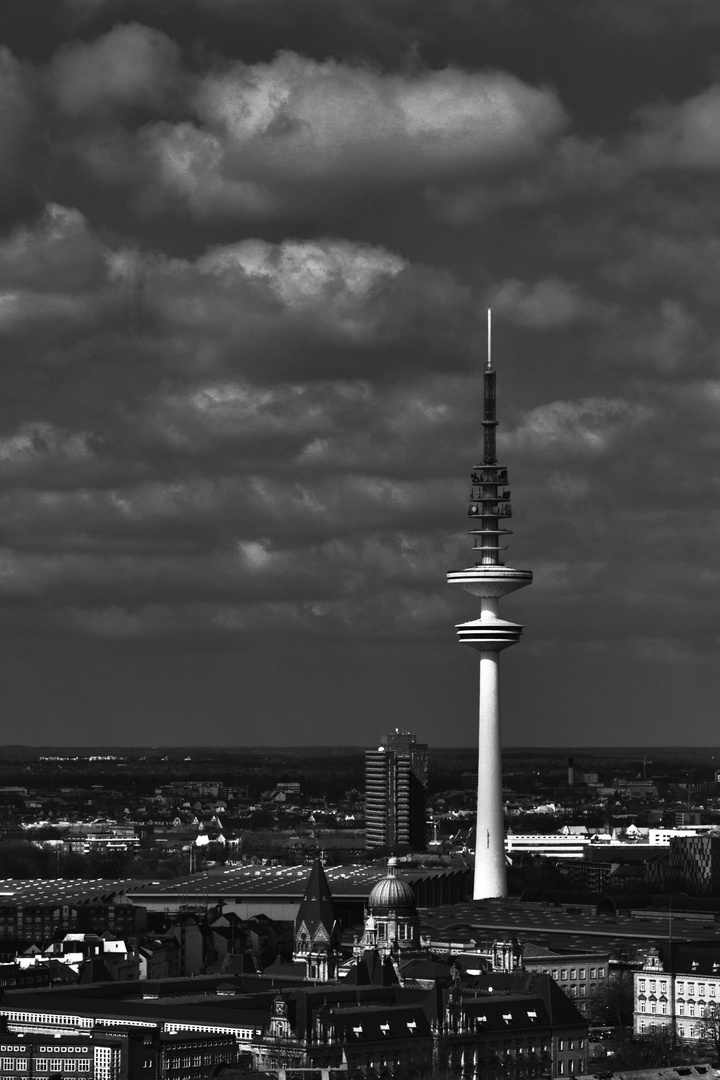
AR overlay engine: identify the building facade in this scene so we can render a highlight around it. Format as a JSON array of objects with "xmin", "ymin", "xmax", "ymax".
[
  {"xmin": 0, "ymin": 1028, "xmax": 237, "ymax": 1080},
  {"xmin": 365, "ymin": 730, "xmax": 428, "ymax": 851},
  {"xmin": 523, "ymin": 947, "xmax": 610, "ymax": 1019},
  {"xmin": 354, "ymin": 857, "xmax": 421, "ymax": 963},
  {"xmin": 634, "ymin": 942, "xmax": 720, "ymax": 1043}
]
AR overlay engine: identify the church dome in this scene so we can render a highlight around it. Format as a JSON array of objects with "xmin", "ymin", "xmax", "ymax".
[{"xmin": 368, "ymin": 858, "xmax": 417, "ymax": 915}]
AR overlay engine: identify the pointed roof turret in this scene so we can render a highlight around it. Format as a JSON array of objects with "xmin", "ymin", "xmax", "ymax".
[{"xmin": 295, "ymin": 858, "xmax": 340, "ymax": 943}]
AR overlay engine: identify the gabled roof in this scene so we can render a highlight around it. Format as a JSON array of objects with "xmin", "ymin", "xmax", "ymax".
[
  {"xmin": 331, "ymin": 1004, "xmax": 431, "ymax": 1043},
  {"xmin": 295, "ymin": 859, "xmax": 339, "ymax": 943},
  {"xmin": 652, "ymin": 941, "xmax": 720, "ymax": 977},
  {"xmin": 344, "ymin": 950, "xmax": 399, "ymax": 987},
  {"xmin": 528, "ymin": 972, "xmax": 588, "ymax": 1028}
]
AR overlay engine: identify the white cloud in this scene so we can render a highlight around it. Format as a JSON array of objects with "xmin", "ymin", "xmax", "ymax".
[
  {"xmin": 49, "ymin": 22, "xmax": 184, "ymax": 118},
  {"xmin": 632, "ymin": 84, "xmax": 720, "ymax": 170},
  {"xmin": 193, "ymin": 53, "xmax": 566, "ymax": 178},
  {"xmin": 509, "ymin": 397, "xmax": 655, "ymax": 456},
  {"xmin": 197, "ymin": 238, "xmax": 405, "ymax": 334},
  {"xmin": 489, "ymin": 276, "xmax": 610, "ymax": 329},
  {"xmin": 83, "ymin": 52, "xmax": 568, "ymax": 220}
]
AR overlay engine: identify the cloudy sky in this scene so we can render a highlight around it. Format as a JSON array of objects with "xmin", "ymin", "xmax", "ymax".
[{"xmin": 0, "ymin": 0, "xmax": 718, "ymax": 748}]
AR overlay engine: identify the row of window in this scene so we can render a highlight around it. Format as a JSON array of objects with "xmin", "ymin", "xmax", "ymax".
[
  {"xmin": 677, "ymin": 981, "xmax": 718, "ymax": 996},
  {"xmin": 550, "ymin": 968, "xmax": 605, "ymax": 981},
  {"xmin": 638, "ymin": 980, "xmax": 668, "ymax": 994},
  {"xmin": 36, "ymin": 1047, "xmax": 90, "ymax": 1053},
  {"xmin": 638, "ymin": 1020, "xmax": 701, "ymax": 1039},
  {"xmin": 640, "ymin": 978, "xmax": 720, "ymax": 998},
  {"xmin": 166, "ymin": 1054, "xmax": 221, "ymax": 1067},
  {"xmin": 5, "ymin": 1013, "xmax": 93, "ymax": 1028},
  {"xmin": 556, "ymin": 1060, "xmax": 581, "ymax": 1074},
  {"xmin": 34, "ymin": 1061, "xmax": 91, "ymax": 1073}
]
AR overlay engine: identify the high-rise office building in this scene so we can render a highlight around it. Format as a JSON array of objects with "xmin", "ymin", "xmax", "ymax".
[{"xmin": 365, "ymin": 729, "xmax": 428, "ymax": 852}]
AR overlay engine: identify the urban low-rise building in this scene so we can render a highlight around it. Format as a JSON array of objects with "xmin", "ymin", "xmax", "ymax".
[
  {"xmin": 523, "ymin": 945, "xmax": 610, "ymax": 1018},
  {"xmin": 634, "ymin": 941, "xmax": 720, "ymax": 1042}
]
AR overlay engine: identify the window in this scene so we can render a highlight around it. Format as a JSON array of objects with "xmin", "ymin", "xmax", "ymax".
[
  {"xmin": 568, "ymin": 1040, "xmax": 574, "ymax": 1050},
  {"xmin": 711, "ymin": 986, "xmax": 716, "ymax": 998},
  {"xmin": 590, "ymin": 968, "xmax": 596, "ymax": 978},
  {"xmin": 561, "ymin": 970, "xmax": 568, "ymax": 981},
  {"xmin": 690, "ymin": 1004, "xmax": 695, "ymax": 1017},
  {"xmin": 580, "ymin": 969, "xmax": 586, "ymax": 980},
  {"xmin": 569, "ymin": 1060, "xmax": 576, "ymax": 1074},
  {"xmin": 640, "ymin": 1002, "xmax": 646, "ymax": 1013},
  {"xmin": 558, "ymin": 1063, "xmax": 564, "ymax": 1075},
  {"xmin": 700, "ymin": 984, "xmax": 706, "ymax": 996},
  {"xmin": 660, "ymin": 981, "xmax": 667, "ymax": 994},
  {"xmin": 598, "ymin": 969, "xmax": 605, "ymax": 979},
  {"xmin": 36, "ymin": 1064, "xmax": 48, "ymax": 1073},
  {"xmin": 558, "ymin": 1040, "xmax": 564, "ymax": 1051},
  {"xmin": 679, "ymin": 1005, "xmax": 685, "ymax": 1015},
  {"xmin": 552, "ymin": 970, "xmax": 558, "ymax": 980},
  {"xmin": 662, "ymin": 1003, "xmax": 667, "ymax": 1014},
  {"xmin": 570, "ymin": 969, "xmax": 577, "ymax": 980},
  {"xmin": 678, "ymin": 982, "xmax": 685, "ymax": 993}
]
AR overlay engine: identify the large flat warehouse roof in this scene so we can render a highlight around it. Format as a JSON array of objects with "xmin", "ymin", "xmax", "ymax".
[{"xmin": 125, "ymin": 862, "xmax": 465, "ymax": 903}]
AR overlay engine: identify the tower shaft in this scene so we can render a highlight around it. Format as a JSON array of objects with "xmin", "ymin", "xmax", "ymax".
[{"xmin": 476, "ymin": 651, "xmax": 504, "ymax": 896}]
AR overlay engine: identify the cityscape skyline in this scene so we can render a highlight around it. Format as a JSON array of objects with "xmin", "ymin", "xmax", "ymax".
[{"xmin": 0, "ymin": 3, "xmax": 718, "ymax": 746}]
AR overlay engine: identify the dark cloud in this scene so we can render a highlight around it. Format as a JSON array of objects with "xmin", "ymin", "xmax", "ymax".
[
  {"xmin": 0, "ymin": 4, "xmax": 717, "ymax": 744},
  {"xmin": 48, "ymin": 22, "xmax": 186, "ymax": 119}
]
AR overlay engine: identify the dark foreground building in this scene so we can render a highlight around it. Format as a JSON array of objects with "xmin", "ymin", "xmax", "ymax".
[
  {"xmin": 0, "ymin": 1027, "xmax": 237, "ymax": 1079},
  {"xmin": 0, "ymin": 967, "xmax": 587, "ymax": 1078}
]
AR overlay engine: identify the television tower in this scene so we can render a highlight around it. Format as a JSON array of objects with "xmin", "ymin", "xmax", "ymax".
[{"xmin": 447, "ymin": 310, "xmax": 532, "ymax": 899}]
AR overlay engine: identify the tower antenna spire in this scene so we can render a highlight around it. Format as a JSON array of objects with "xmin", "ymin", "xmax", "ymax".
[{"xmin": 487, "ymin": 307, "xmax": 492, "ymax": 370}]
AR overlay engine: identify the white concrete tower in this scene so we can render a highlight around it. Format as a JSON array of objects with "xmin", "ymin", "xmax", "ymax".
[{"xmin": 447, "ymin": 310, "xmax": 532, "ymax": 899}]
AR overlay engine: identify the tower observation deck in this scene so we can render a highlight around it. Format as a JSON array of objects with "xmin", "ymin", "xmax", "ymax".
[{"xmin": 447, "ymin": 311, "xmax": 532, "ymax": 899}]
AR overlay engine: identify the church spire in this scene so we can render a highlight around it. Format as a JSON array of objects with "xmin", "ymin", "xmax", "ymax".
[{"xmin": 293, "ymin": 858, "xmax": 341, "ymax": 981}]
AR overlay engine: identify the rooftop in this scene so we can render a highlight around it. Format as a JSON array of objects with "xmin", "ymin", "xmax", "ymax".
[
  {"xmin": 0, "ymin": 879, "xmax": 148, "ymax": 906},
  {"xmin": 421, "ymin": 900, "xmax": 720, "ymax": 955},
  {"xmin": 126, "ymin": 863, "xmax": 461, "ymax": 902}
]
